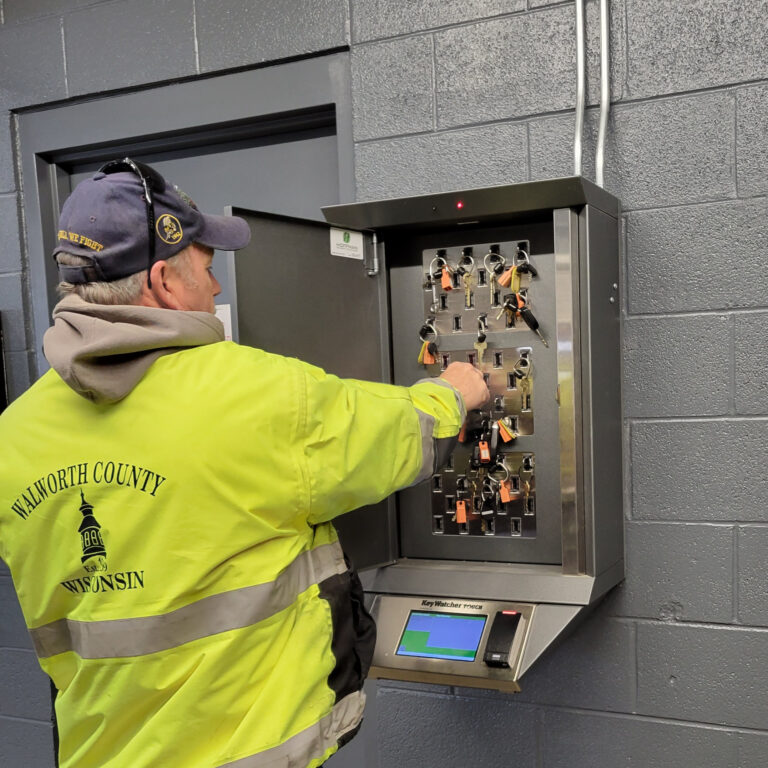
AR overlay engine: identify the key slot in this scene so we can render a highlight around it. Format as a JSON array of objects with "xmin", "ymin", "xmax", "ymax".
[
  {"xmin": 467, "ymin": 352, "xmax": 476, "ymax": 366},
  {"xmin": 492, "ymin": 290, "xmax": 501, "ymax": 307},
  {"xmin": 507, "ymin": 373, "xmax": 518, "ymax": 390},
  {"xmin": 522, "ymin": 454, "xmax": 534, "ymax": 472},
  {"xmin": 458, "ymin": 523, "xmax": 469, "ymax": 535},
  {"xmin": 525, "ymin": 496, "xmax": 536, "ymax": 515},
  {"xmin": 439, "ymin": 294, "xmax": 448, "ymax": 310},
  {"xmin": 432, "ymin": 474, "xmax": 443, "ymax": 493},
  {"xmin": 452, "ymin": 271, "xmax": 461, "ymax": 289},
  {"xmin": 493, "ymin": 351, "xmax": 503, "ymax": 368},
  {"xmin": 433, "ymin": 516, "xmax": 445, "ymax": 534},
  {"xmin": 424, "ymin": 272, "xmax": 432, "ymax": 290},
  {"xmin": 485, "ymin": 518, "xmax": 495, "ymax": 535},
  {"xmin": 509, "ymin": 415, "xmax": 518, "ymax": 432},
  {"xmin": 453, "ymin": 315, "xmax": 462, "ymax": 332},
  {"xmin": 511, "ymin": 476, "xmax": 520, "ymax": 491},
  {"xmin": 456, "ymin": 475, "xmax": 467, "ymax": 492},
  {"xmin": 506, "ymin": 311, "xmax": 515, "ymax": 329},
  {"xmin": 477, "ymin": 268, "xmax": 487, "ymax": 286},
  {"xmin": 440, "ymin": 353, "xmax": 451, "ymax": 371},
  {"xmin": 522, "ymin": 394, "xmax": 531, "ymax": 411},
  {"xmin": 483, "ymin": 373, "xmax": 490, "ymax": 385},
  {"xmin": 444, "ymin": 495, "xmax": 455, "ymax": 513},
  {"xmin": 494, "ymin": 396, "xmax": 504, "ymax": 411},
  {"xmin": 510, "ymin": 518, "xmax": 522, "ymax": 536}
]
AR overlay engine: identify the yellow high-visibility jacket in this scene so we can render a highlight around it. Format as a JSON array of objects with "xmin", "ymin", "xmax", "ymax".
[{"xmin": 0, "ymin": 340, "xmax": 463, "ymax": 768}]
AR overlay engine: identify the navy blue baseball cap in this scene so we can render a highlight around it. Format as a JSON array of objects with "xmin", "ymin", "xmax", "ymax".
[{"xmin": 54, "ymin": 158, "xmax": 251, "ymax": 284}]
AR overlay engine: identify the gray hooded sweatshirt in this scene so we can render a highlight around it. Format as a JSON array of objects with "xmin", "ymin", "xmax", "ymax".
[{"xmin": 43, "ymin": 294, "xmax": 224, "ymax": 404}]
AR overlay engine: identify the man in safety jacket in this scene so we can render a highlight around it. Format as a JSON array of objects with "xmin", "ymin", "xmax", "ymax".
[{"xmin": 0, "ymin": 159, "xmax": 489, "ymax": 768}]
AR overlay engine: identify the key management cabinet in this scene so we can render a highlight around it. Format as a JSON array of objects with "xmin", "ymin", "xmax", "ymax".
[{"xmin": 231, "ymin": 177, "xmax": 623, "ymax": 692}]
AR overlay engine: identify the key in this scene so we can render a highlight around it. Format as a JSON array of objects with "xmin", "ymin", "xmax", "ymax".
[
  {"xmin": 519, "ymin": 306, "xmax": 548, "ymax": 347},
  {"xmin": 490, "ymin": 419, "xmax": 499, "ymax": 455},
  {"xmin": 428, "ymin": 275, "xmax": 439, "ymax": 312},
  {"xmin": 473, "ymin": 333, "xmax": 487, "ymax": 365},
  {"xmin": 496, "ymin": 297, "xmax": 514, "ymax": 321},
  {"xmin": 519, "ymin": 374, "xmax": 531, "ymax": 410},
  {"xmin": 480, "ymin": 492, "xmax": 495, "ymax": 516},
  {"xmin": 463, "ymin": 272, "xmax": 474, "ymax": 309}
]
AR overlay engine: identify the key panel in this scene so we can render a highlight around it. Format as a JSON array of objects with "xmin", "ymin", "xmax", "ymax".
[{"xmin": 396, "ymin": 234, "xmax": 562, "ymax": 565}]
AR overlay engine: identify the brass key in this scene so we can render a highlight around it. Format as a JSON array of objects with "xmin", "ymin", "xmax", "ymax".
[
  {"xmin": 473, "ymin": 335, "xmax": 487, "ymax": 366},
  {"xmin": 463, "ymin": 272, "xmax": 474, "ymax": 309},
  {"xmin": 519, "ymin": 374, "xmax": 531, "ymax": 411}
]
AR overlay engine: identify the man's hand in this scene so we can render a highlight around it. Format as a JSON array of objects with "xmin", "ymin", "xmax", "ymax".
[{"xmin": 440, "ymin": 362, "xmax": 490, "ymax": 412}]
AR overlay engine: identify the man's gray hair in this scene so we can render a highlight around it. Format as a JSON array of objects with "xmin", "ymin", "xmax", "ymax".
[{"xmin": 56, "ymin": 247, "xmax": 195, "ymax": 304}]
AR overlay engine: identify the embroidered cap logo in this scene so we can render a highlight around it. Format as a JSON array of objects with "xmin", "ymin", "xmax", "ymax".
[{"xmin": 156, "ymin": 213, "xmax": 183, "ymax": 245}]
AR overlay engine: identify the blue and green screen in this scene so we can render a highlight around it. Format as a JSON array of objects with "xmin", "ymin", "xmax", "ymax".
[{"xmin": 396, "ymin": 611, "xmax": 487, "ymax": 662}]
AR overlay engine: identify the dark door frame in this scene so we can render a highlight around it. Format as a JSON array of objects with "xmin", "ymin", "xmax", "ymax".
[{"xmin": 17, "ymin": 52, "xmax": 355, "ymax": 376}]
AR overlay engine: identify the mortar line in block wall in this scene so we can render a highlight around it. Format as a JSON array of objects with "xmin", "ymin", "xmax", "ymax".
[
  {"xmin": 615, "ymin": 616, "xmax": 768, "ymax": 632},
  {"xmin": 732, "ymin": 526, "xmax": 740, "ymax": 624},
  {"xmin": 628, "ymin": 415, "xmax": 768, "ymax": 425},
  {"xmin": 626, "ymin": 306, "xmax": 768, "ymax": 321},
  {"xmin": 0, "ymin": 713, "xmax": 54, "ymax": 727},
  {"xmin": 733, "ymin": 90, "xmax": 740, "ymax": 196},
  {"xmin": 527, "ymin": 701, "xmax": 768, "ymax": 735},
  {"xmin": 353, "ymin": 108, "xmax": 581, "ymax": 145},
  {"xmin": 631, "ymin": 619, "xmax": 638, "ymax": 712},
  {"xmin": 350, "ymin": 7, "xmax": 529, "ymax": 45},
  {"xmin": 729, "ymin": 314, "xmax": 736, "ymax": 416}
]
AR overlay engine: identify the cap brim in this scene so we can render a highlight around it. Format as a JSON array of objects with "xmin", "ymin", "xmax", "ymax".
[{"xmin": 196, "ymin": 213, "xmax": 251, "ymax": 251}]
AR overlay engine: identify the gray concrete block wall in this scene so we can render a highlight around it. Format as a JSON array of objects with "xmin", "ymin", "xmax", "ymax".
[{"xmin": 1, "ymin": 0, "xmax": 768, "ymax": 766}]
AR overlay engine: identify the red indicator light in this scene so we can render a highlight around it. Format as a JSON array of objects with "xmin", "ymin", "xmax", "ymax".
[
  {"xmin": 456, "ymin": 200, "xmax": 464, "ymax": 209},
  {"xmin": 502, "ymin": 610, "xmax": 518, "ymax": 615}
]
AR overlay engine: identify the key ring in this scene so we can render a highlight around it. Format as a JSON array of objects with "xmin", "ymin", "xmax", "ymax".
[
  {"xmin": 429, "ymin": 254, "xmax": 448, "ymax": 276},
  {"xmin": 418, "ymin": 319, "xmax": 438, "ymax": 343},
  {"xmin": 458, "ymin": 252, "xmax": 475, "ymax": 274},
  {"xmin": 488, "ymin": 462, "xmax": 510, "ymax": 485},
  {"xmin": 483, "ymin": 250, "xmax": 506, "ymax": 274},
  {"xmin": 512, "ymin": 355, "xmax": 532, "ymax": 379},
  {"xmin": 515, "ymin": 247, "xmax": 531, "ymax": 266}
]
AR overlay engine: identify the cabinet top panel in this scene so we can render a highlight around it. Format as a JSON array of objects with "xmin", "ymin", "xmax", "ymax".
[{"xmin": 322, "ymin": 176, "xmax": 620, "ymax": 233}]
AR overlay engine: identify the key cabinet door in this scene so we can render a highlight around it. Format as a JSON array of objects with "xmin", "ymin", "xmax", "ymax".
[{"xmin": 230, "ymin": 208, "xmax": 396, "ymax": 571}]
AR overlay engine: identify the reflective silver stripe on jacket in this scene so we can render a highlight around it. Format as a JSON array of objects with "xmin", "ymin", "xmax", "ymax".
[
  {"xmin": 219, "ymin": 690, "xmax": 365, "ymax": 768},
  {"xmin": 410, "ymin": 378, "xmax": 466, "ymax": 486},
  {"xmin": 30, "ymin": 541, "xmax": 347, "ymax": 660}
]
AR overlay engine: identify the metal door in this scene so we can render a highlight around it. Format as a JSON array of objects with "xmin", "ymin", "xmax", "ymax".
[{"xmin": 232, "ymin": 208, "xmax": 397, "ymax": 572}]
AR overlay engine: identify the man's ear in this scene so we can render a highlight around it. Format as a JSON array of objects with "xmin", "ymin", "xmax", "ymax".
[{"xmin": 147, "ymin": 260, "xmax": 183, "ymax": 310}]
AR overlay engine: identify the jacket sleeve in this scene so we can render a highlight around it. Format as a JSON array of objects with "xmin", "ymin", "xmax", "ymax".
[{"xmin": 295, "ymin": 362, "xmax": 466, "ymax": 525}]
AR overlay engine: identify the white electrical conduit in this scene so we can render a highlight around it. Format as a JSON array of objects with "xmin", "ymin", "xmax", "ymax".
[
  {"xmin": 595, "ymin": 0, "xmax": 610, "ymax": 187},
  {"xmin": 573, "ymin": 0, "xmax": 586, "ymax": 177}
]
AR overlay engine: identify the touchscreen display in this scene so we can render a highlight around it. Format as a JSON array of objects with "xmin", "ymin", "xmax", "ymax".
[{"xmin": 396, "ymin": 611, "xmax": 487, "ymax": 662}]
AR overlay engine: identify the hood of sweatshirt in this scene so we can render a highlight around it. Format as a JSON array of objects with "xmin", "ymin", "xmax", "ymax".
[{"xmin": 43, "ymin": 294, "xmax": 225, "ymax": 404}]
